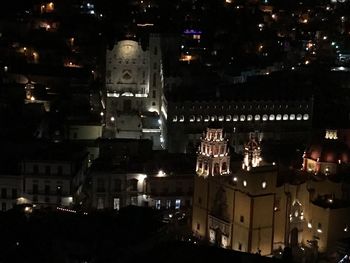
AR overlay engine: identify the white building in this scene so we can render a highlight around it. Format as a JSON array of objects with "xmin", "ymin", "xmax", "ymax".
[
  {"xmin": 21, "ymin": 144, "xmax": 89, "ymax": 208},
  {"xmin": 105, "ymin": 34, "xmax": 166, "ymax": 149}
]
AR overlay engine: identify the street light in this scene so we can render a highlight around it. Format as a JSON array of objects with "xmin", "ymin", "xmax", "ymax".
[{"xmin": 110, "ymin": 116, "xmax": 116, "ymax": 137}]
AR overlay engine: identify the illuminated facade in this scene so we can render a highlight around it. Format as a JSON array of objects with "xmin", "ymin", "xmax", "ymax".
[
  {"xmin": 167, "ymin": 98, "xmax": 313, "ymax": 153},
  {"xmin": 192, "ymin": 127, "xmax": 350, "ymax": 257},
  {"xmin": 242, "ymin": 132, "xmax": 262, "ymax": 170},
  {"xmin": 105, "ymin": 34, "xmax": 165, "ymax": 149},
  {"xmin": 196, "ymin": 125, "xmax": 230, "ymax": 177},
  {"xmin": 91, "ymin": 171, "xmax": 194, "ymax": 211}
]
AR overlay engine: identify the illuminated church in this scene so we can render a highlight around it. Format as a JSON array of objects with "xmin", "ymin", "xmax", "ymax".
[
  {"xmin": 104, "ymin": 34, "xmax": 165, "ymax": 149},
  {"xmin": 192, "ymin": 127, "xmax": 350, "ymax": 257}
]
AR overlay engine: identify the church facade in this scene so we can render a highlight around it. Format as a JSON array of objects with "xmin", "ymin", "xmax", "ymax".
[
  {"xmin": 192, "ymin": 127, "xmax": 350, "ymax": 257},
  {"xmin": 104, "ymin": 34, "xmax": 166, "ymax": 149}
]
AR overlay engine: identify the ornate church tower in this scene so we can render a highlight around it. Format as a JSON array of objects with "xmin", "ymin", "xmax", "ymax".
[
  {"xmin": 242, "ymin": 132, "xmax": 261, "ymax": 171},
  {"xmin": 196, "ymin": 125, "xmax": 230, "ymax": 177}
]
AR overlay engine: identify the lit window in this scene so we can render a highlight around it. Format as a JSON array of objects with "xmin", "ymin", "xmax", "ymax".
[
  {"xmin": 262, "ymin": 114, "xmax": 268, "ymax": 121},
  {"xmin": 240, "ymin": 115, "xmax": 245, "ymax": 121},
  {"xmin": 156, "ymin": 200, "xmax": 161, "ymax": 209},
  {"xmin": 276, "ymin": 114, "xmax": 282, "ymax": 120},
  {"xmin": 225, "ymin": 115, "xmax": 232, "ymax": 121},
  {"xmin": 172, "ymin": 116, "xmax": 177, "ymax": 122},
  {"xmin": 247, "ymin": 115, "xmax": 253, "ymax": 121},
  {"xmin": 175, "ymin": 199, "xmax": 181, "ymax": 209},
  {"xmin": 269, "ymin": 114, "xmax": 275, "ymax": 121},
  {"xmin": 196, "ymin": 116, "xmax": 202, "ymax": 122},
  {"xmin": 303, "ymin": 114, "xmax": 309, "ymax": 120},
  {"xmin": 243, "ymin": 180, "xmax": 247, "ymax": 187},
  {"xmin": 189, "ymin": 115, "xmax": 195, "ymax": 122},
  {"xmin": 233, "ymin": 115, "xmax": 238, "ymax": 122},
  {"xmin": 211, "ymin": 115, "xmax": 217, "ymax": 122},
  {"xmin": 179, "ymin": 115, "xmax": 184, "ymax": 122},
  {"xmin": 218, "ymin": 115, "xmax": 224, "ymax": 121},
  {"xmin": 290, "ymin": 114, "xmax": 295, "ymax": 120},
  {"xmin": 254, "ymin": 115, "xmax": 260, "ymax": 121},
  {"xmin": 296, "ymin": 114, "xmax": 302, "ymax": 120},
  {"xmin": 262, "ymin": 181, "xmax": 267, "ymax": 189}
]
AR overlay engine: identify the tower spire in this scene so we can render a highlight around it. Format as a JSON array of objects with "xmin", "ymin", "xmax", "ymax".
[
  {"xmin": 242, "ymin": 132, "xmax": 261, "ymax": 171},
  {"xmin": 196, "ymin": 126, "xmax": 230, "ymax": 177}
]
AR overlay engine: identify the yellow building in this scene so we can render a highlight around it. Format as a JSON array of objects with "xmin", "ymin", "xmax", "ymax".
[{"xmin": 192, "ymin": 127, "xmax": 350, "ymax": 256}]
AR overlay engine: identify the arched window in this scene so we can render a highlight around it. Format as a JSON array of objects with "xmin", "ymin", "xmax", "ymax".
[
  {"xmin": 296, "ymin": 114, "xmax": 302, "ymax": 120},
  {"xmin": 269, "ymin": 114, "xmax": 275, "ymax": 121},
  {"xmin": 254, "ymin": 115, "xmax": 261, "ymax": 121},
  {"xmin": 225, "ymin": 115, "xmax": 232, "ymax": 121},
  {"xmin": 211, "ymin": 115, "xmax": 217, "ymax": 122},
  {"xmin": 222, "ymin": 162, "xmax": 227, "ymax": 172},
  {"xmin": 262, "ymin": 114, "xmax": 268, "ymax": 121},
  {"xmin": 240, "ymin": 115, "xmax": 245, "ymax": 121},
  {"xmin": 214, "ymin": 163, "xmax": 220, "ymax": 175},
  {"xmin": 290, "ymin": 114, "xmax": 295, "ymax": 120},
  {"xmin": 179, "ymin": 115, "xmax": 184, "ymax": 122},
  {"xmin": 276, "ymin": 114, "xmax": 282, "ymax": 120},
  {"xmin": 233, "ymin": 115, "xmax": 238, "ymax": 122},
  {"xmin": 204, "ymin": 115, "xmax": 210, "ymax": 122},
  {"xmin": 283, "ymin": 114, "xmax": 289, "ymax": 120},
  {"xmin": 247, "ymin": 115, "xmax": 253, "ymax": 121},
  {"xmin": 196, "ymin": 115, "xmax": 202, "ymax": 122},
  {"xmin": 303, "ymin": 114, "xmax": 309, "ymax": 120},
  {"xmin": 189, "ymin": 115, "xmax": 195, "ymax": 122},
  {"xmin": 218, "ymin": 115, "xmax": 224, "ymax": 121},
  {"xmin": 172, "ymin": 115, "xmax": 178, "ymax": 122}
]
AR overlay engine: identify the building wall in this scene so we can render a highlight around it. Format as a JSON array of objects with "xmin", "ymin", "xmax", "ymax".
[
  {"xmin": 24, "ymin": 176, "xmax": 72, "ymax": 206},
  {"xmin": 274, "ymin": 186, "xmax": 289, "ymax": 249},
  {"xmin": 192, "ymin": 176, "xmax": 210, "ymax": 238},
  {"xmin": 24, "ymin": 161, "xmax": 72, "ymax": 176},
  {"xmin": 308, "ymin": 203, "xmax": 330, "ymax": 252},
  {"xmin": 21, "ymin": 154, "xmax": 88, "ymax": 207},
  {"xmin": 167, "ymin": 99, "xmax": 313, "ymax": 153},
  {"xmin": 327, "ymin": 207, "xmax": 350, "ymax": 251},
  {"xmin": 250, "ymin": 194, "xmax": 275, "ymax": 255},
  {"xmin": 0, "ymin": 175, "xmax": 23, "ymax": 211},
  {"xmin": 232, "ymin": 190, "xmax": 251, "ymax": 252},
  {"xmin": 91, "ymin": 172, "xmax": 147, "ymax": 210},
  {"xmin": 68, "ymin": 124, "xmax": 102, "ymax": 140}
]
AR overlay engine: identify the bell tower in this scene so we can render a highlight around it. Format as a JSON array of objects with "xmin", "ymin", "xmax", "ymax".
[
  {"xmin": 242, "ymin": 132, "xmax": 261, "ymax": 171},
  {"xmin": 196, "ymin": 125, "xmax": 230, "ymax": 177}
]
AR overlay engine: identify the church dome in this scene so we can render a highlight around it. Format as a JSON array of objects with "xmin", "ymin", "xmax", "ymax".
[{"xmin": 304, "ymin": 138, "xmax": 350, "ymax": 164}]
